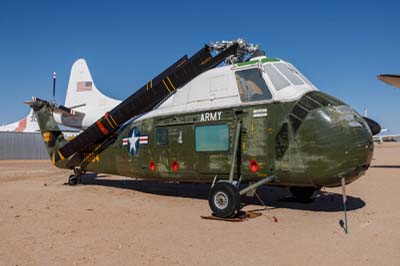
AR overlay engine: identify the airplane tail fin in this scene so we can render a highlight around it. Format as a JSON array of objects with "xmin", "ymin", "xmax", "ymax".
[
  {"xmin": 30, "ymin": 97, "xmax": 69, "ymax": 168},
  {"xmin": 64, "ymin": 59, "xmax": 119, "ymax": 111},
  {"xmin": 0, "ymin": 109, "xmax": 40, "ymax": 133}
]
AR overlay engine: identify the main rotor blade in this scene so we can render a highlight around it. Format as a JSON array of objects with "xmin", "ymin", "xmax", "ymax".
[{"xmin": 57, "ymin": 44, "xmax": 240, "ymax": 163}]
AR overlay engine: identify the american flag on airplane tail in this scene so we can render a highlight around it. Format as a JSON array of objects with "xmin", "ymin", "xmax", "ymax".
[
  {"xmin": 76, "ymin": 81, "xmax": 93, "ymax": 92},
  {"xmin": 139, "ymin": 136, "xmax": 149, "ymax": 144}
]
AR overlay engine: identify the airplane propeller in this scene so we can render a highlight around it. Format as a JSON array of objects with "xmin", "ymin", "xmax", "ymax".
[{"xmin": 362, "ymin": 116, "xmax": 381, "ymax": 136}]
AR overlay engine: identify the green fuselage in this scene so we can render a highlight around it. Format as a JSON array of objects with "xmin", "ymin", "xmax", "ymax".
[{"xmin": 79, "ymin": 91, "xmax": 373, "ymax": 188}]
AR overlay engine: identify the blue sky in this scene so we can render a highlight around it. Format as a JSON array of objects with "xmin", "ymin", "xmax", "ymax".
[{"xmin": 0, "ymin": 0, "xmax": 399, "ymax": 131}]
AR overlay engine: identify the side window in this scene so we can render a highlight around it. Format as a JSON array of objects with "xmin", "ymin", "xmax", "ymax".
[
  {"xmin": 156, "ymin": 128, "xmax": 168, "ymax": 145},
  {"xmin": 235, "ymin": 68, "xmax": 272, "ymax": 102},
  {"xmin": 195, "ymin": 124, "xmax": 229, "ymax": 152}
]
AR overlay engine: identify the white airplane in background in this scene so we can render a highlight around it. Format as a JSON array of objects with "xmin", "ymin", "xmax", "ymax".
[
  {"xmin": 0, "ymin": 109, "xmax": 39, "ymax": 133},
  {"xmin": 373, "ymin": 128, "xmax": 400, "ymax": 144},
  {"xmin": 372, "ymin": 74, "xmax": 400, "ymax": 143},
  {"xmin": 0, "ymin": 59, "xmax": 121, "ymax": 133}
]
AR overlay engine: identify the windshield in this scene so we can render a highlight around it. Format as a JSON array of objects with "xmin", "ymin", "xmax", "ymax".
[
  {"xmin": 264, "ymin": 62, "xmax": 310, "ymax": 91},
  {"xmin": 235, "ymin": 68, "xmax": 273, "ymax": 102}
]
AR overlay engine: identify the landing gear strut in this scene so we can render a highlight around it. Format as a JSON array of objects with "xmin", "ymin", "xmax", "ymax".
[
  {"xmin": 67, "ymin": 167, "xmax": 84, "ymax": 186},
  {"xmin": 207, "ymin": 120, "xmax": 275, "ymax": 218}
]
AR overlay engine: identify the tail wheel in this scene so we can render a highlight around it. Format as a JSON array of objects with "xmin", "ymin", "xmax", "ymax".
[
  {"xmin": 289, "ymin": 186, "xmax": 318, "ymax": 202},
  {"xmin": 208, "ymin": 182, "xmax": 240, "ymax": 218},
  {"xmin": 68, "ymin": 174, "xmax": 78, "ymax": 186}
]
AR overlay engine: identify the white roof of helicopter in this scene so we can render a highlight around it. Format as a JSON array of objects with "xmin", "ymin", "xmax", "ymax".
[{"xmin": 138, "ymin": 56, "xmax": 317, "ymax": 120}]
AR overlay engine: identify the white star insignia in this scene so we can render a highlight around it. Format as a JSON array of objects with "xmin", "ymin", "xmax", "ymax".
[{"xmin": 128, "ymin": 130, "xmax": 140, "ymax": 153}]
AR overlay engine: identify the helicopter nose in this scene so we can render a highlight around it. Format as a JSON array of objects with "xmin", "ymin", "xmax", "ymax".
[{"xmin": 295, "ymin": 104, "xmax": 374, "ymax": 187}]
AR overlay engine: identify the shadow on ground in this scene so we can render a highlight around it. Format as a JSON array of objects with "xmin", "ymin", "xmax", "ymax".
[{"xmin": 79, "ymin": 173, "xmax": 365, "ymax": 212}]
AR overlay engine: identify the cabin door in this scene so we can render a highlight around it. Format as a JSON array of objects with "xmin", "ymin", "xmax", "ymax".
[{"xmin": 240, "ymin": 109, "xmax": 274, "ymax": 178}]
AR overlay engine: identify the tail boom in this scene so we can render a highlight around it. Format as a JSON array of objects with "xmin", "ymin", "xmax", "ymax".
[{"xmin": 30, "ymin": 97, "xmax": 69, "ymax": 168}]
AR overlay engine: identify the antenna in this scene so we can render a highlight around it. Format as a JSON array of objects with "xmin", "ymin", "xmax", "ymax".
[{"xmin": 52, "ymin": 72, "xmax": 57, "ymax": 104}]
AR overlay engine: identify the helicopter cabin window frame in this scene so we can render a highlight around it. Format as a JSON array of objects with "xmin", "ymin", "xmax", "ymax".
[
  {"xmin": 264, "ymin": 64, "xmax": 291, "ymax": 91},
  {"xmin": 156, "ymin": 128, "xmax": 169, "ymax": 145},
  {"xmin": 194, "ymin": 124, "xmax": 230, "ymax": 152},
  {"xmin": 235, "ymin": 67, "xmax": 273, "ymax": 103},
  {"xmin": 273, "ymin": 63, "xmax": 305, "ymax": 86}
]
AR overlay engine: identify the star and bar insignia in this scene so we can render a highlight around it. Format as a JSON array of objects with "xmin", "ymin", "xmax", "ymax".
[{"xmin": 122, "ymin": 127, "xmax": 148, "ymax": 155}]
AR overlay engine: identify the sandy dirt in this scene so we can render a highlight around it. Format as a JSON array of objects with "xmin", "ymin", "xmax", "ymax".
[{"xmin": 0, "ymin": 143, "xmax": 400, "ymax": 266}]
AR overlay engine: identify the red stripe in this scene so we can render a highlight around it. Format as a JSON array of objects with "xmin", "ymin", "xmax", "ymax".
[
  {"xmin": 96, "ymin": 121, "xmax": 109, "ymax": 135},
  {"xmin": 15, "ymin": 118, "xmax": 27, "ymax": 132}
]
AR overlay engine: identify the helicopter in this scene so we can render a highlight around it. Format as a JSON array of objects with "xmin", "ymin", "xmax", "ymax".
[{"xmin": 31, "ymin": 39, "xmax": 377, "ymax": 218}]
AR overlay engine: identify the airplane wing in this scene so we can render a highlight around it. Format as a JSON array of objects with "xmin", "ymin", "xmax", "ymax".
[
  {"xmin": 377, "ymin": 74, "xmax": 400, "ymax": 89},
  {"xmin": 373, "ymin": 134, "xmax": 400, "ymax": 143},
  {"xmin": 53, "ymin": 104, "xmax": 85, "ymax": 117}
]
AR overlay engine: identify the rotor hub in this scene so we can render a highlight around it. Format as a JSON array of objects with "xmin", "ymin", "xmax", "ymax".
[{"xmin": 210, "ymin": 38, "xmax": 261, "ymax": 64}]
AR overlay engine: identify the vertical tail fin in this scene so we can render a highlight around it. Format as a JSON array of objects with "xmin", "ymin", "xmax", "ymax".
[
  {"xmin": 64, "ymin": 59, "xmax": 120, "ymax": 111},
  {"xmin": 0, "ymin": 109, "xmax": 40, "ymax": 133},
  {"xmin": 31, "ymin": 98, "xmax": 69, "ymax": 168}
]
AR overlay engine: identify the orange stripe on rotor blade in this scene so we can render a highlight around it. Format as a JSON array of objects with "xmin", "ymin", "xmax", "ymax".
[{"xmin": 97, "ymin": 120, "xmax": 109, "ymax": 135}]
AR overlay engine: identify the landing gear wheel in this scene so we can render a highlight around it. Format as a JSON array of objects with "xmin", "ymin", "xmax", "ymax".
[
  {"xmin": 208, "ymin": 182, "xmax": 240, "ymax": 218},
  {"xmin": 289, "ymin": 186, "xmax": 318, "ymax": 202},
  {"xmin": 68, "ymin": 174, "xmax": 78, "ymax": 186}
]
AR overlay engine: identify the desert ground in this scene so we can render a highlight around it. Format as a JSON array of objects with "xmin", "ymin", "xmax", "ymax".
[{"xmin": 0, "ymin": 143, "xmax": 399, "ymax": 266}]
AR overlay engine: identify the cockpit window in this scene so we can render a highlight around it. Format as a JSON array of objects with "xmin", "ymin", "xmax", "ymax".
[
  {"xmin": 274, "ymin": 63, "xmax": 304, "ymax": 85},
  {"xmin": 235, "ymin": 68, "xmax": 272, "ymax": 102},
  {"xmin": 264, "ymin": 64, "xmax": 290, "ymax": 91}
]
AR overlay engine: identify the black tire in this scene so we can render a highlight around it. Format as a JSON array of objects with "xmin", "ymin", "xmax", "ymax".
[
  {"xmin": 68, "ymin": 174, "xmax": 78, "ymax": 186},
  {"xmin": 208, "ymin": 182, "xmax": 240, "ymax": 218},
  {"xmin": 289, "ymin": 186, "xmax": 318, "ymax": 202}
]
